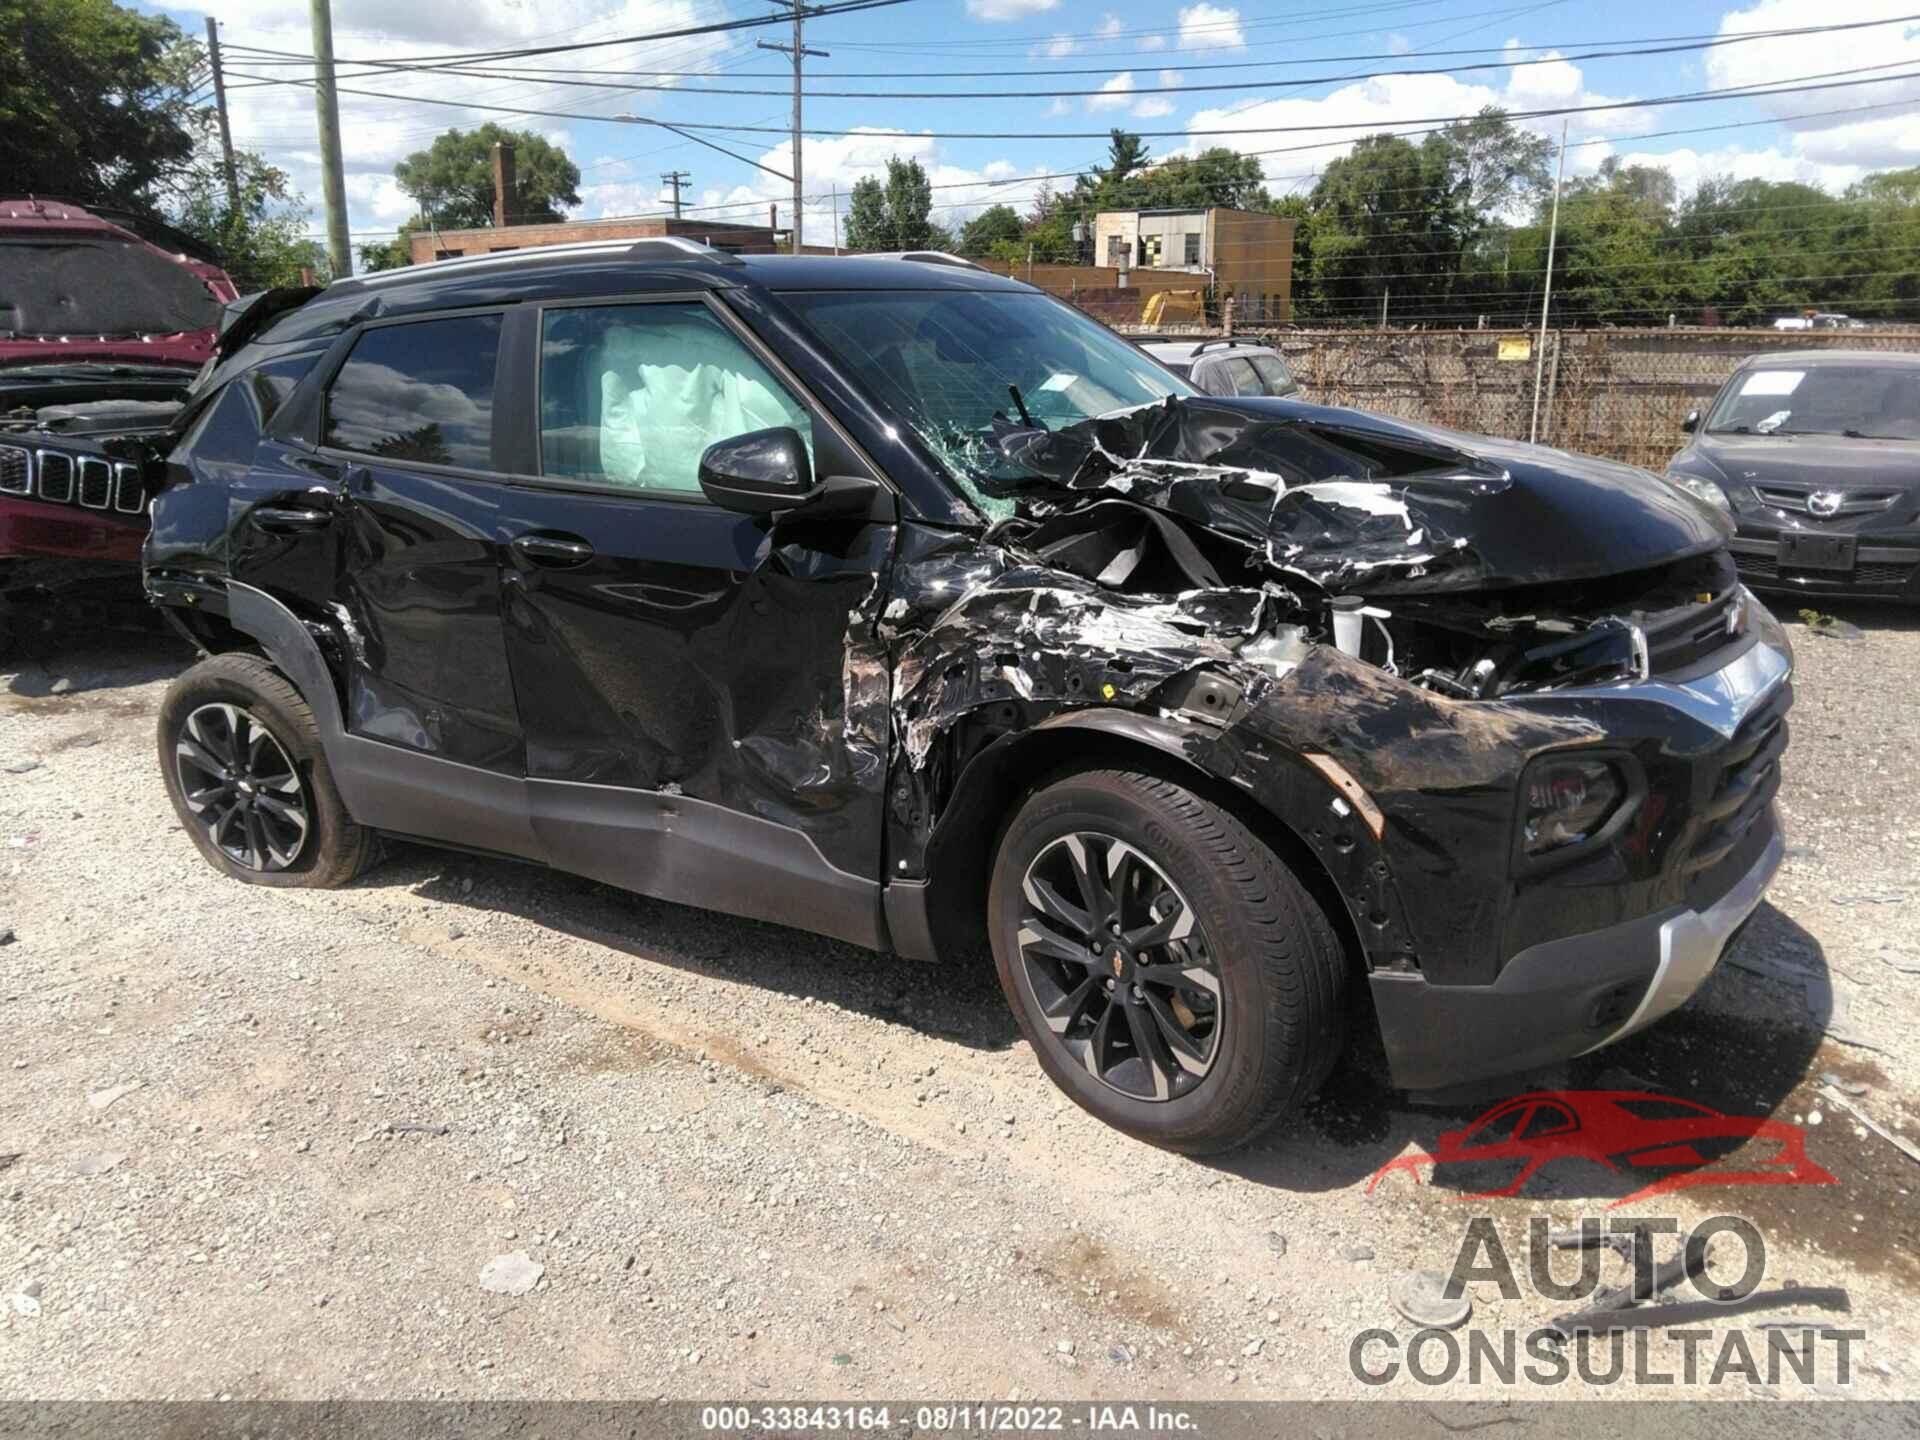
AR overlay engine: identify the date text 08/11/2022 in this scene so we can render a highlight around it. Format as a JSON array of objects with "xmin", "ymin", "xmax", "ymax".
[{"xmin": 699, "ymin": 1405, "xmax": 1201, "ymax": 1432}]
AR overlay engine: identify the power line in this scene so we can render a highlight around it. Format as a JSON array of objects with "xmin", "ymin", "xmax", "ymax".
[
  {"xmin": 217, "ymin": 60, "xmax": 1920, "ymax": 147},
  {"xmin": 301, "ymin": 15, "xmax": 1920, "ymax": 103},
  {"xmin": 221, "ymin": 0, "xmax": 915, "ymax": 70}
]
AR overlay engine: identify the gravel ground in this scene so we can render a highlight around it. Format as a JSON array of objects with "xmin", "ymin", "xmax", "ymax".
[{"xmin": 1, "ymin": 602, "xmax": 1917, "ymax": 1404}]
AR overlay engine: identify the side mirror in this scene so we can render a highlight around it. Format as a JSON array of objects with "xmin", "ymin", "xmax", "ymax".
[
  {"xmin": 1681, "ymin": 409, "xmax": 1700, "ymax": 434},
  {"xmin": 698, "ymin": 426, "xmax": 814, "ymax": 514},
  {"xmin": 699, "ymin": 426, "xmax": 892, "ymax": 522}
]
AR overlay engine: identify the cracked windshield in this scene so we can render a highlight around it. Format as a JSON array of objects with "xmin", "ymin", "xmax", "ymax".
[{"xmin": 781, "ymin": 288, "xmax": 1194, "ymax": 516}]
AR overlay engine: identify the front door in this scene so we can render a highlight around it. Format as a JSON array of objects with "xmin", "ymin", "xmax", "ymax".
[{"xmin": 495, "ymin": 295, "xmax": 896, "ymax": 947}]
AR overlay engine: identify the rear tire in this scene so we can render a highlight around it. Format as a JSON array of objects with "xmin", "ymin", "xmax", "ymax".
[
  {"xmin": 158, "ymin": 652, "xmax": 376, "ymax": 889},
  {"xmin": 988, "ymin": 767, "xmax": 1347, "ymax": 1154}
]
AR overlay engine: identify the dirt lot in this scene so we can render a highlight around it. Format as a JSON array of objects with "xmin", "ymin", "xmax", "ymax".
[{"xmin": 2, "ymin": 602, "xmax": 1917, "ymax": 1404}]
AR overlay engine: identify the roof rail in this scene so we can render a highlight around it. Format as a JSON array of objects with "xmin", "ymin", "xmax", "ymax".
[
  {"xmin": 1190, "ymin": 338, "xmax": 1239, "ymax": 355},
  {"xmin": 877, "ymin": 251, "xmax": 986, "ymax": 271},
  {"xmin": 624, "ymin": 236, "xmax": 745, "ymax": 266}
]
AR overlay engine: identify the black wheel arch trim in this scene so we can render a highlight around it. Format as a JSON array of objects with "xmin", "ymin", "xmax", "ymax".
[{"xmin": 899, "ymin": 706, "xmax": 1388, "ymax": 977}]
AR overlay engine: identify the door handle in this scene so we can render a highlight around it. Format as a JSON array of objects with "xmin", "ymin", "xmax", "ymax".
[
  {"xmin": 512, "ymin": 533, "xmax": 595, "ymax": 566},
  {"xmin": 253, "ymin": 505, "xmax": 332, "ymax": 533}
]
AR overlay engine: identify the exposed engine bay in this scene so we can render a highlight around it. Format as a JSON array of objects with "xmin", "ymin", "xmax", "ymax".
[{"xmin": 971, "ymin": 395, "xmax": 1744, "ymax": 705}]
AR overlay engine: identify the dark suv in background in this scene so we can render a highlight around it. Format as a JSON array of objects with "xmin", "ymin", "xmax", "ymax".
[{"xmin": 138, "ymin": 241, "xmax": 1790, "ymax": 1152}]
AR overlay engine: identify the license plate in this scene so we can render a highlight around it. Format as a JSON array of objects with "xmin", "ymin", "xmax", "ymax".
[{"xmin": 1778, "ymin": 533, "xmax": 1856, "ymax": 572}]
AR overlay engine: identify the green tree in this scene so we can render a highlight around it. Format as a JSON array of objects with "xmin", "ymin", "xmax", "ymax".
[
  {"xmin": 172, "ymin": 150, "xmax": 326, "ymax": 291},
  {"xmin": 1439, "ymin": 108, "xmax": 1553, "ymax": 219},
  {"xmin": 391, "ymin": 123, "xmax": 581, "ymax": 229},
  {"xmin": 358, "ymin": 218, "xmax": 430, "ymax": 274},
  {"xmin": 1132, "ymin": 148, "xmax": 1271, "ymax": 211},
  {"xmin": 958, "ymin": 203, "xmax": 1025, "ymax": 260},
  {"xmin": 0, "ymin": 0, "xmax": 202, "ymax": 212},
  {"xmin": 1839, "ymin": 167, "xmax": 1920, "ymax": 322},
  {"xmin": 1305, "ymin": 134, "xmax": 1473, "ymax": 320},
  {"xmin": 843, "ymin": 156, "xmax": 943, "ymax": 251}
]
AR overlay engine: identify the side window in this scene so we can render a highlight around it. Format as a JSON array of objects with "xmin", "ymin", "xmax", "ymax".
[
  {"xmin": 1193, "ymin": 359, "xmax": 1237, "ymax": 397},
  {"xmin": 322, "ymin": 313, "xmax": 502, "ymax": 469},
  {"xmin": 249, "ymin": 352, "xmax": 321, "ymax": 425},
  {"xmin": 180, "ymin": 353, "xmax": 322, "ymax": 482},
  {"xmin": 1250, "ymin": 353, "xmax": 1296, "ymax": 395},
  {"xmin": 539, "ymin": 301, "xmax": 812, "ymax": 495},
  {"xmin": 1210, "ymin": 356, "xmax": 1264, "ymax": 396}
]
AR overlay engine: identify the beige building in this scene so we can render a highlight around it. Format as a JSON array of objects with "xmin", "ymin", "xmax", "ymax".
[{"xmin": 1091, "ymin": 206, "xmax": 1295, "ymax": 323}]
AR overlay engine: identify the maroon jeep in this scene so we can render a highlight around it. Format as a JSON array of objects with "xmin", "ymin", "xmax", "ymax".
[{"xmin": 0, "ymin": 198, "xmax": 239, "ymax": 653}]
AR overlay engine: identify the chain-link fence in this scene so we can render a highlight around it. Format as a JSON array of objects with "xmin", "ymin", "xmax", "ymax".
[{"xmin": 1185, "ymin": 326, "xmax": 1920, "ymax": 470}]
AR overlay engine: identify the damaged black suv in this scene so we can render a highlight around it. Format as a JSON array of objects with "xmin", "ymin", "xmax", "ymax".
[{"xmin": 143, "ymin": 241, "xmax": 1791, "ymax": 1152}]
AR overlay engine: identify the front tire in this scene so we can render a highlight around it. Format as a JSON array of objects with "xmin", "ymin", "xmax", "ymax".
[
  {"xmin": 158, "ymin": 652, "xmax": 376, "ymax": 889},
  {"xmin": 988, "ymin": 767, "xmax": 1347, "ymax": 1154}
]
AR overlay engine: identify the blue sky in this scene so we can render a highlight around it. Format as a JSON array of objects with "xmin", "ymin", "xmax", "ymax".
[{"xmin": 140, "ymin": 0, "xmax": 1920, "ymax": 248}]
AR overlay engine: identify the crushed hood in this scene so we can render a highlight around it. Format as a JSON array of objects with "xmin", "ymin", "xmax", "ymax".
[{"xmin": 998, "ymin": 397, "xmax": 1732, "ymax": 596}]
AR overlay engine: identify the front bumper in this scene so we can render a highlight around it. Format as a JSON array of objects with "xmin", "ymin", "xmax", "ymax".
[
  {"xmin": 1728, "ymin": 533, "xmax": 1920, "ymax": 602},
  {"xmin": 1369, "ymin": 815, "xmax": 1782, "ymax": 1090}
]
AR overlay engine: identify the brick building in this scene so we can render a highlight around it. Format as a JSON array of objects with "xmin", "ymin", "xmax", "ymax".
[{"xmin": 1090, "ymin": 206, "xmax": 1295, "ymax": 323}]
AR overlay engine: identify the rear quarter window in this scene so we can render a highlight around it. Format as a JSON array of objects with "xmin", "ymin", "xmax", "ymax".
[{"xmin": 322, "ymin": 314, "xmax": 503, "ymax": 469}]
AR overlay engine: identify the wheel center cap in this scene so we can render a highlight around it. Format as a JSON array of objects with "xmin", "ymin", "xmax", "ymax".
[
  {"xmin": 237, "ymin": 779, "xmax": 256, "ymax": 796},
  {"xmin": 1109, "ymin": 946, "xmax": 1128, "ymax": 979}
]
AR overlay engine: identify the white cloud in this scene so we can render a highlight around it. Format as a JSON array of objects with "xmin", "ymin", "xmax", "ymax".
[
  {"xmin": 1705, "ymin": 0, "xmax": 1920, "ymax": 171},
  {"xmin": 1140, "ymin": 33, "xmax": 1167, "ymax": 50},
  {"xmin": 1182, "ymin": 61, "xmax": 1649, "ymax": 193},
  {"xmin": 965, "ymin": 0, "xmax": 1059, "ymax": 20},
  {"xmin": 1177, "ymin": 3, "xmax": 1245, "ymax": 51},
  {"xmin": 1098, "ymin": 13, "xmax": 1125, "ymax": 37},
  {"xmin": 1047, "ymin": 98, "xmax": 1073, "ymax": 117},
  {"xmin": 1387, "ymin": 33, "xmax": 1413, "ymax": 55},
  {"xmin": 1609, "ymin": 143, "xmax": 1873, "ymax": 196},
  {"xmin": 1133, "ymin": 97, "xmax": 1176, "ymax": 118},
  {"xmin": 170, "ymin": 0, "xmax": 737, "ymax": 244},
  {"xmin": 1159, "ymin": 69, "xmax": 1186, "ymax": 88},
  {"xmin": 1089, "ymin": 72, "xmax": 1138, "ymax": 112},
  {"xmin": 1033, "ymin": 32, "xmax": 1077, "ymax": 58}
]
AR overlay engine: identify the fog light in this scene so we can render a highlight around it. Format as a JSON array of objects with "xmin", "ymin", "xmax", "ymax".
[{"xmin": 1522, "ymin": 757, "xmax": 1624, "ymax": 855}]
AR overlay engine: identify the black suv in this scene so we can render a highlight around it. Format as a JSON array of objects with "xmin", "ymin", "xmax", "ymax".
[{"xmin": 142, "ymin": 241, "xmax": 1791, "ymax": 1152}]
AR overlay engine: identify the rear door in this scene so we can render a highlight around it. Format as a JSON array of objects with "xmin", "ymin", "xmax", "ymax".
[{"xmin": 492, "ymin": 292, "xmax": 897, "ymax": 947}]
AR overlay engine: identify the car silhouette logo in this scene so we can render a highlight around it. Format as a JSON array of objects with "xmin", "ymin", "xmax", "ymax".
[
  {"xmin": 1365, "ymin": 1090, "xmax": 1837, "ymax": 1207},
  {"xmin": 1807, "ymin": 490, "xmax": 1844, "ymax": 517}
]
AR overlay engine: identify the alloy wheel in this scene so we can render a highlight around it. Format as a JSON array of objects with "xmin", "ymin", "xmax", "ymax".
[
  {"xmin": 174, "ymin": 702, "xmax": 311, "ymax": 872},
  {"xmin": 1015, "ymin": 832, "xmax": 1222, "ymax": 1102}
]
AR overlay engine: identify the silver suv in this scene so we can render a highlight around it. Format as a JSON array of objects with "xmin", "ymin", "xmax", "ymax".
[{"xmin": 1138, "ymin": 339, "xmax": 1299, "ymax": 398}]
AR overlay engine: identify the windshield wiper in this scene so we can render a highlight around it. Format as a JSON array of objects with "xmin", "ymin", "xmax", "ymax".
[{"xmin": 1006, "ymin": 384, "xmax": 1044, "ymax": 431}]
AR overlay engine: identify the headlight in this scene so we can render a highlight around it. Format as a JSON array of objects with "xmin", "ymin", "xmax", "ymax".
[
  {"xmin": 1665, "ymin": 468, "xmax": 1731, "ymax": 512},
  {"xmin": 1521, "ymin": 757, "xmax": 1626, "ymax": 856}
]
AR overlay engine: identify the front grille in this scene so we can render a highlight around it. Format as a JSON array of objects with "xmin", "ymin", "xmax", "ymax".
[
  {"xmin": 1734, "ymin": 550, "xmax": 1915, "ymax": 590},
  {"xmin": 1644, "ymin": 590, "xmax": 1739, "ymax": 676},
  {"xmin": 0, "ymin": 444, "xmax": 29, "ymax": 494},
  {"xmin": 113, "ymin": 463, "xmax": 145, "ymax": 514},
  {"xmin": 1753, "ymin": 485, "xmax": 1899, "ymax": 516},
  {"xmin": 1857, "ymin": 560, "xmax": 1917, "ymax": 588},
  {"xmin": 36, "ymin": 450, "xmax": 73, "ymax": 501},
  {"xmin": 1684, "ymin": 682, "xmax": 1790, "ymax": 876},
  {"xmin": 76, "ymin": 456, "xmax": 113, "ymax": 508}
]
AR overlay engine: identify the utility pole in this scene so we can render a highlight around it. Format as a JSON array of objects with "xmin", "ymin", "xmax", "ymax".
[
  {"xmin": 758, "ymin": 1, "xmax": 825, "ymax": 254},
  {"xmin": 1529, "ymin": 122, "xmax": 1568, "ymax": 444},
  {"xmin": 831, "ymin": 184, "xmax": 840, "ymax": 253},
  {"xmin": 661, "ymin": 170, "xmax": 690, "ymax": 219},
  {"xmin": 1379, "ymin": 287, "xmax": 1389, "ymax": 330},
  {"xmin": 204, "ymin": 18, "xmax": 240, "ymax": 213},
  {"xmin": 310, "ymin": 0, "xmax": 352, "ymax": 277}
]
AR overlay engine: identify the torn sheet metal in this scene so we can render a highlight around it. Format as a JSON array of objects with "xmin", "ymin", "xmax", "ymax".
[{"xmin": 992, "ymin": 396, "xmax": 1731, "ymax": 596}]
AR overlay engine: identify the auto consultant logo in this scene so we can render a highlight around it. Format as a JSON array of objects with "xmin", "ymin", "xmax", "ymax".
[{"xmin": 1365, "ymin": 1090, "xmax": 1837, "ymax": 1206}]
